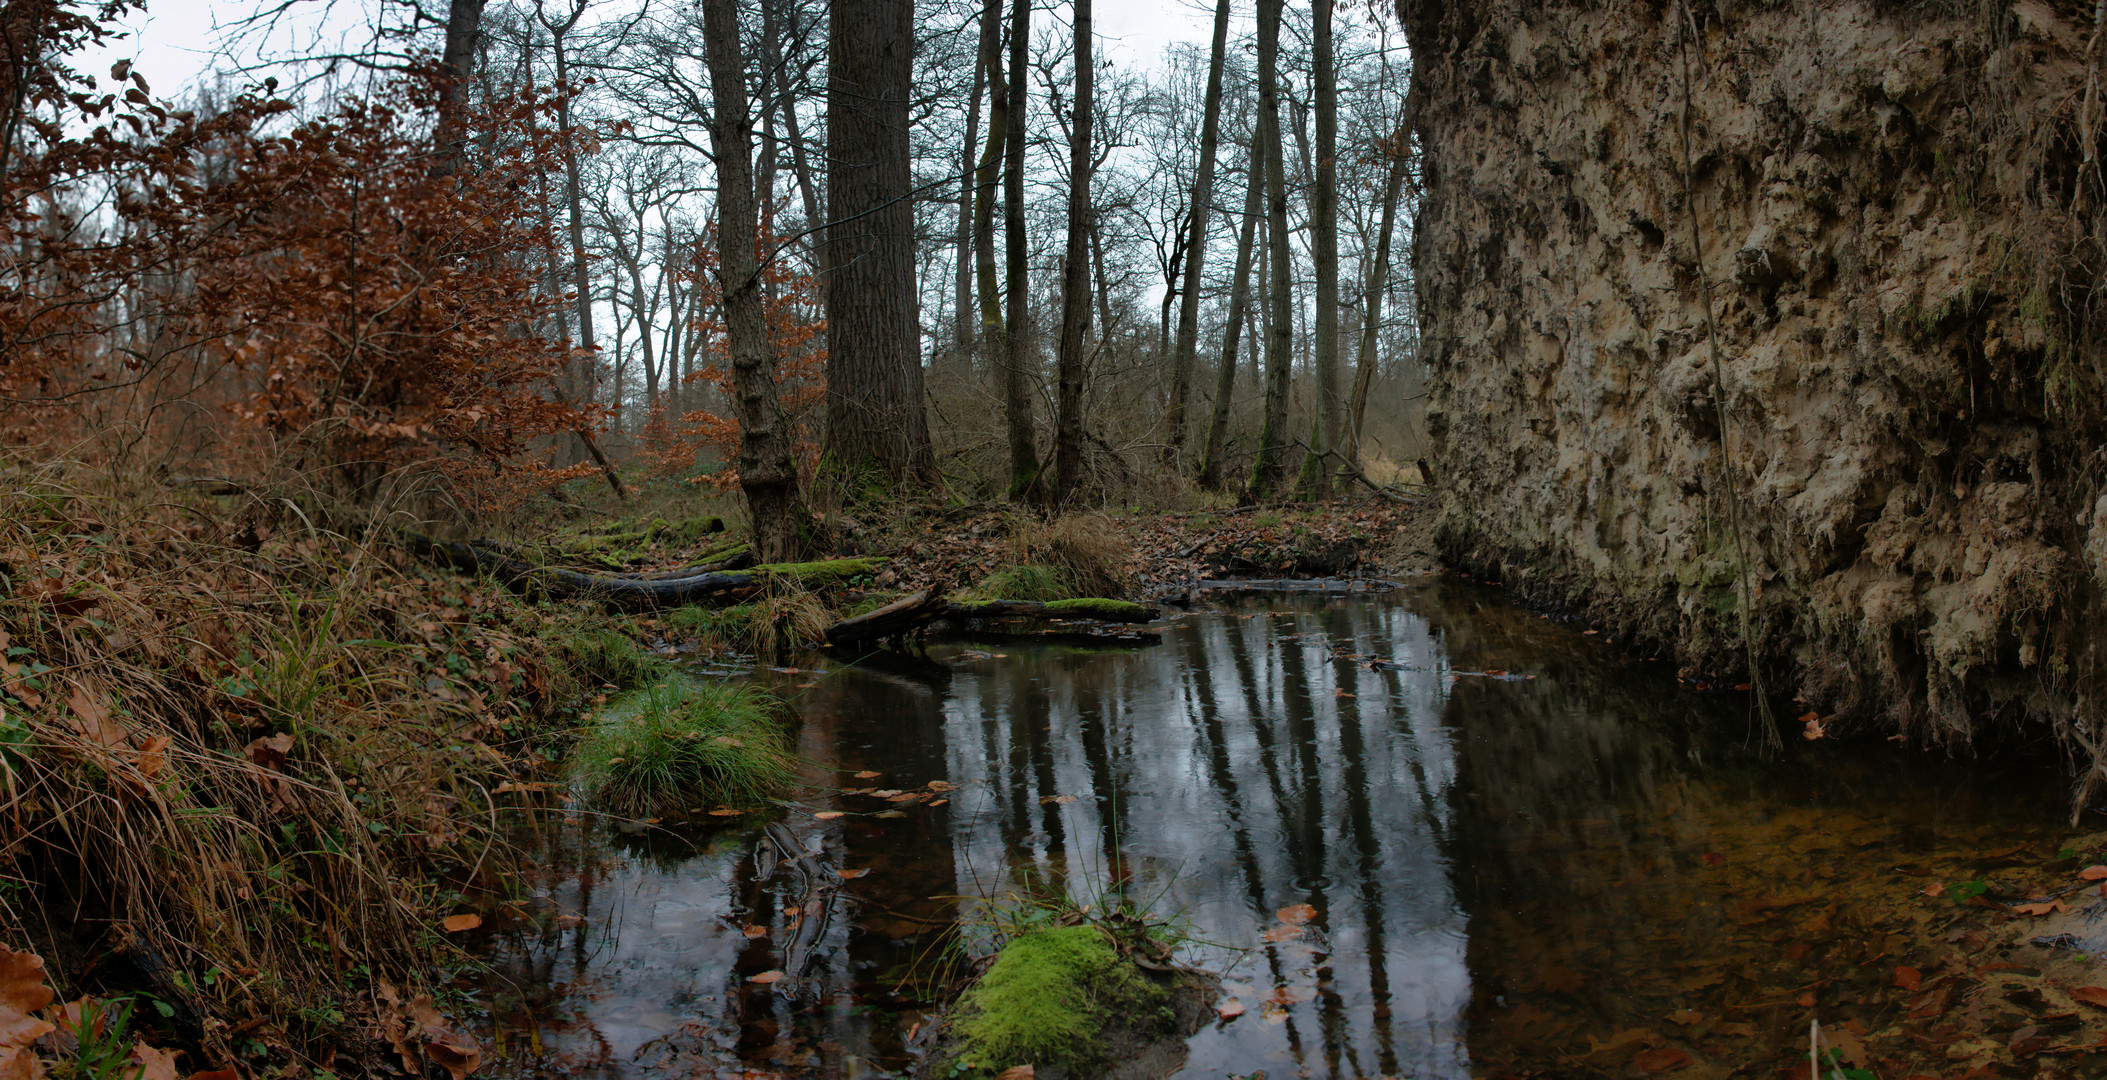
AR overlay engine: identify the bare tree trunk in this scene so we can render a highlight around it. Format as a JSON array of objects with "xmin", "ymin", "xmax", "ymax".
[
  {"xmin": 824, "ymin": 0, "xmax": 935, "ymax": 489},
  {"xmin": 1163, "ymin": 0, "xmax": 1232, "ymax": 465},
  {"xmin": 1246, "ymin": 0, "xmax": 1294, "ymax": 501},
  {"xmin": 702, "ymin": 0, "xmax": 808, "ymax": 561},
  {"xmin": 973, "ymin": 0, "xmax": 1008, "ymax": 367},
  {"xmin": 1295, "ymin": 0, "xmax": 1340, "ymax": 499},
  {"xmin": 1002, "ymin": 0, "xmax": 1042, "ymax": 501},
  {"xmin": 1047, "ymin": 0, "xmax": 1094, "ymax": 504},
  {"xmin": 435, "ymin": 0, "xmax": 488, "ymax": 171},
  {"xmin": 536, "ymin": 0, "xmax": 599, "ymax": 468},
  {"xmin": 1343, "ymin": 144, "xmax": 1406, "ymax": 472},
  {"xmin": 953, "ymin": 9, "xmax": 992, "ymax": 363},
  {"xmin": 1197, "ymin": 146, "xmax": 1264, "ymax": 491},
  {"xmin": 762, "ymin": 0, "xmax": 823, "ymax": 241}
]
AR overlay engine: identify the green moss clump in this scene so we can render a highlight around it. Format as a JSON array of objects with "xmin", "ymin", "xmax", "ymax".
[
  {"xmin": 1041, "ymin": 598, "xmax": 1150, "ymax": 621},
  {"xmin": 949, "ymin": 925, "xmax": 1168, "ymax": 1077},
  {"xmin": 750, "ymin": 557, "xmax": 885, "ymax": 587},
  {"xmin": 571, "ymin": 677, "xmax": 794, "ymax": 815}
]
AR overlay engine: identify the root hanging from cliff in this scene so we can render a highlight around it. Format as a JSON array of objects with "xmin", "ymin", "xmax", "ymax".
[{"xmin": 1676, "ymin": 0, "xmax": 1781, "ymax": 752}]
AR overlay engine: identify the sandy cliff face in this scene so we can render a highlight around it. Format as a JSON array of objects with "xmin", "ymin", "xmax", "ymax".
[{"xmin": 1401, "ymin": 0, "xmax": 2107, "ymax": 772}]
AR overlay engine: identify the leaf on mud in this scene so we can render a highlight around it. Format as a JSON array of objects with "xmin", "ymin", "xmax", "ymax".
[
  {"xmin": 129, "ymin": 1042, "xmax": 182, "ymax": 1080},
  {"xmin": 993, "ymin": 1067, "xmax": 1034, "ymax": 1080},
  {"xmin": 0, "ymin": 1011, "xmax": 52, "ymax": 1054},
  {"xmin": 1627, "ymin": 1047, "xmax": 1690, "ymax": 1074},
  {"xmin": 67, "ymin": 686, "xmax": 128, "ymax": 746},
  {"xmin": 2071, "ymin": 985, "xmax": 2107, "ymax": 1007},
  {"xmin": 1893, "ymin": 966, "xmax": 1922, "ymax": 991},
  {"xmin": 2079, "ymin": 865, "xmax": 2107, "ymax": 881},
  {"xmin": 1260, "ymin": 925, "xmax": 1302, "ymax": 944},
  {"xmin": 2013, "ymin": 900, "xmax": 2067, "ymax": 916},
  {"xmin": 747, "ymin": 971, "xmax": 785, "ymax": 985},
  {"xmin": 812, "ymin": 811, "xmax": 845, "ymax": 820},
  {"xmin": 187, "ymin": 1071, "xmax": 241, "ymax": 1080},
  {"xmin": 1539, "ymin": 967, "xmax": 1586, "ymax": 994},
  {"xmin": 442, "ymin": 914, "xmax": 482, "ymax": 932},
  {"xmin": 1038, "ymin": 794, "xmax": 1077, "ymax": 805},
  {"xmin": 853, "ymin": 770, "xmax": 882, "ymax": 779},
  {"xmin": 838, "ymin": 868, "xmax": 871, "ymax": 879},
  {"xmin": 1668, "ymin": 1009, "xmax": 1702, "ymax": 1026},
  {"xmin": 1922, "ymin": 882, "xmax": 1946, "ymax": 897},
  {"xmin": 0, "ymin": 948, "xmax": 55, "ymax": 1016},
  {"xmin": 1216, "ymin": 999, "xmax": 1245, "ymax": 1019},
  {"xmin": 1276, "ymin": 903, "xmax": 1317, "ymax": 925}
]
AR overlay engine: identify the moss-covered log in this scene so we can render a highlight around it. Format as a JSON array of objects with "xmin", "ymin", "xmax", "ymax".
[
  {"xmin": 822, "ymin": 594, "xmax": 1161, "ymax": 646},
  {"xmin": 408, "ymin": 534, "xmax": 880, "ymax": 611}
]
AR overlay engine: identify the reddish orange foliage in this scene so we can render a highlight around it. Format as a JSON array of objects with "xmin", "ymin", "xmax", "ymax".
[
  {"xmin": 3, "ymin": 4, "xmax": 598, "ymax": 505},
  {"xmin": 635, "ymin": 216, "xmax": 825, "ymax": 491}
]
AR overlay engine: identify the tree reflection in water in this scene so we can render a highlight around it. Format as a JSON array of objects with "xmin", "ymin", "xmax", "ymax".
[{"xmin": 470, "ymin": 584, "xmax": 2064, "ymax": 1079}]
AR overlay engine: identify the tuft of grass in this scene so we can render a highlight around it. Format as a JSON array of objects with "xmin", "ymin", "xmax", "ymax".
[
  {"xmin": 973, "ymin": 563, "xmax": 1069, "ymax": 602},
  {"xmin": 972, "ymin": 513, "xmax": 1135, "ymax": 602},
  {"xmin": 571, "ymin": 677, "xmax": 794, "ymax": 816},
  {"xmin": 747, "ymin": 580, "xmax": 832, "ymax": 659}
]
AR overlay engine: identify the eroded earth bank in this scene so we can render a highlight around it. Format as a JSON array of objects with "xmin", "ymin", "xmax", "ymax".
[{"xmin": 1401, "ymin": 0, "xmax": 2107, "ymax": 784}]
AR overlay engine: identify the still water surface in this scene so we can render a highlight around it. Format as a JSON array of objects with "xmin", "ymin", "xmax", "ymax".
[{"xmin": 468, "ymin": 583, "xmax": 2068, "ymax": 1078}]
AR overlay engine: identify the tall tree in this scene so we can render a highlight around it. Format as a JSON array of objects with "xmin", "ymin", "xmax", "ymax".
[
  {"xmin": 535, "ymin": 0, "xmax": 598, "ymax": 462},
  {"xmin": 952, "ymin": 6, "xmax": 994, "ymax": 362},
  {"xmin": 1343, "ymin": 140, "xmax": 1407, "ymax": 472},
  {"xmin": 1246, "ymin": 0, "xmax": 1294, "ymax": 500},
  {"xmin": 436, "ymin": 0, "xmax": 489, "ymax": 168},
  {"xmin": 1163, "ymin": 0, "xmax": 1232, "ymax": 465},
  {"xmin": 1295, "ymin": 0, "xmax": 1341, "ymax": 498},
  {"xmin": 972, "ymin": 0, "xmax": 1008, "ymax": 366},
  {"xmin": 1047, "ymin": 0, "xmax": 1095, "ymax": 503},
  {"xmin": 824, "ymin": 0, "xmax": 934, "ymax": 488},
  {"xmin": 701, "ymin": 0, "xmax": 808, "ymax": 560},
  {"xmin": 1197, "ymin": 144, "xmax": 1265, "ymax": 490},
  {"xmin": 1001, "ymin": 0, "xmax": 1042, "ymax": 500}
]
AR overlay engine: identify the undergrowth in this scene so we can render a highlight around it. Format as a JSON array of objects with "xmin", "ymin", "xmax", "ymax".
[{"xmin": 0, "ymin": 471, "xmax": 659, "ymax": 1074}]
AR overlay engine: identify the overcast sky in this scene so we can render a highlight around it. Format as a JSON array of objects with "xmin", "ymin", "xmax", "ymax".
[{"xmin": 89, "ymin": 0, "xmax": 1233, "ymax": 96}]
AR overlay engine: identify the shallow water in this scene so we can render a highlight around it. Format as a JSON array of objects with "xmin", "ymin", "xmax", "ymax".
[{"xmin": 465, "ymin": 582, "xmax": 2072, "ymax": 1079}]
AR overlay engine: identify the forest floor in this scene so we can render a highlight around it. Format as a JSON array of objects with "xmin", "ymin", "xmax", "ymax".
[{"xmin": 0, "ymin": 479, "xmax": 1433, "ymax": 1080}]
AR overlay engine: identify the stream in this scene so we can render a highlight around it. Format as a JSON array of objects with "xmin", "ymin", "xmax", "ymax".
[{"xmin": 464, "ymin": 581, "xmax": 2074, "ymax": 1079}]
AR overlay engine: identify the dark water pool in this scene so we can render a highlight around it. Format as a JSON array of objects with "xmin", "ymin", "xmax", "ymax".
[{"xmin": 464, "ymin": 582, "xmax": 2072, "ymax": 1079}]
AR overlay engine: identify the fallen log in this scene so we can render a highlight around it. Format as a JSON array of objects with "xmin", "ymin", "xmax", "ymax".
[
  {"xmin": 824, "ymin": 586, "xmax": 951, "ymax": 646},
  {"xmin": 407, "ymin": 534, "xmax": 881, "ymax": 611},
  {"xmin": 822, "ymin": 593, "xmax": 1161, "ymax": 646}
]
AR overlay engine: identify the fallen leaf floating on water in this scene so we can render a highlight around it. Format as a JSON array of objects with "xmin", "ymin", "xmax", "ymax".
[
  {"xmin": 1893, "ymin": 966, "xmax": 1922, "ymax": 991},
  {"xmin": 2079, "ymin": 865, "xmax": 2107, "ymax": 881},
  {"xmin": 1266, "ymin": 985, "xmax": 1317, "ymax": 1006},
  {"xmin": 708, "ymin": 807, "xmax": 744, "ymax": 817},
  {"xmin": 1039, "ymin": 794, "xmax": 1078, "ymax": 805},
  {"xmin": 747, "ymin": 971, "xmax": 785, "ymax": 985},
  {"xmin": 839, "ymin": 868, "xmax": 871, "ymax": 879},
  {"xmin": 994, "ymin": 1067, "xmax": 1034, "ymax": 1080},
  {"xmin": 876, "ymin": 810, "xmax": 907, "ymax": 819},
  {"xmin": 853, "ymin": 770, "xmax": 882, "ymax": 779},
  {"xmin": 2072, "ymin": 985, "xmax": 2107, "ymax": 1007},
  {"xmin": 1627, "ymin": 1047, "xmax": 1691, "ymax": 1074},
  {"xmin": 1216, "ymin": 999, "xmax": 1245, "ymax": 1019},
  {"xmin": 927, "ymin": 780, "xmax": 959, "ymax": 792},
  {"xmin": 441, "ymin": 913, "xmax": 481, "ymax": 932},
  {"xmin": 813, "ymin": 811, "xmax": 845, "ymax": 820},
  {"xmin": 1276, "ymin": 903, "xmax": 1318, "ymax": 925},
  {"xmin": 741, "ymin": 925, "xmax": 768, "ymax": 939},
  {"xmin": 1260, "ymin": 924, "xmax": 1302, "ymax": 943}
]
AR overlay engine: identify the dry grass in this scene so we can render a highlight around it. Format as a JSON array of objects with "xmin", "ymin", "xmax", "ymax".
[
  {"xmin": 0, "ymin": 462, "xmax": 650, "ymax": 1073},
  {"xmin": 1003, "ymin": 512, "xmax": 1136, "ymax": 599}
]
